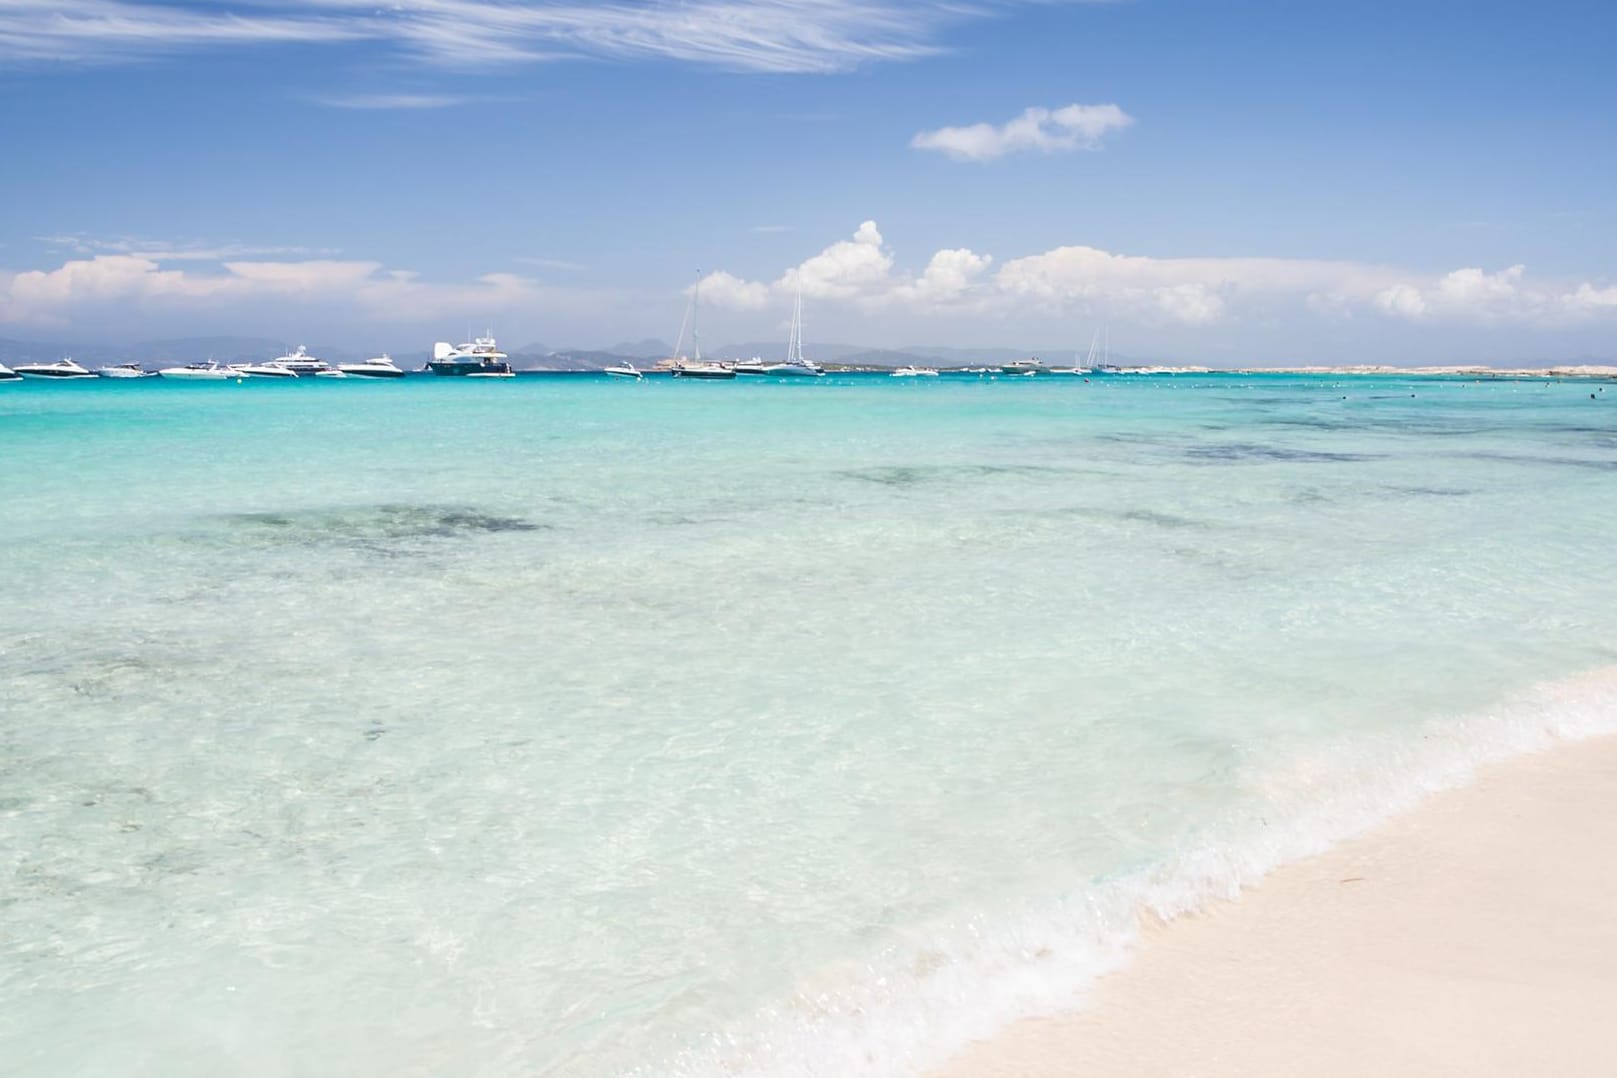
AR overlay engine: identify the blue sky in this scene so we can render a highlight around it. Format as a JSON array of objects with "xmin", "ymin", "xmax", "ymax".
[{"xmin": 2, "ymin": 0, "xmax": 1615, "ymax": 364}]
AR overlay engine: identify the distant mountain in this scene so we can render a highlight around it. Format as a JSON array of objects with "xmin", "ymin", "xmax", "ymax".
[{"xmin": 0, "ymin": 336, "xmax": 88, "ymax": 363}]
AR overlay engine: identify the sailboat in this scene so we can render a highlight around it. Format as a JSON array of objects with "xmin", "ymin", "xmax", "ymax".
[
  {"xmin": 667, "ymin": 272, "xmax": 735, "ymax": 379},
  {"xmin": 771, "ymin": 288, "xmax": 825, "ymax": 376},
  {"xmin": 1056, "ymin": 328, "xmax": 1101, "ymax": 374}
]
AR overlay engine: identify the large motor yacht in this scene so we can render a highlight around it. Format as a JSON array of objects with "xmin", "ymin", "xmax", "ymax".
[
  {"xmin": 15, "ymin": 358, "xmax": 95, "ymax": 379},
  {"xmin": 271, "ymin": 345, "xmax": 332, "ymax": 376},
  {"xmin": 428, "ymin": 336, "xmax": 514, "ymax": 377}
]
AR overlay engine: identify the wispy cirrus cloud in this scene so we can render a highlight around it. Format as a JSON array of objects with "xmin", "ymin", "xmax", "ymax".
[
  {"xmin": 313, "ymin": 92, "xmax": 473, "ymax": 110},
  {"xmin": 0, "ymin": 0, "xmax": 1046, "ymax": 73},
  {"xmin": 36, "ymin": 233, "xmax": 340, "ymax": 261},
  {"xmin": 912, "ymin": 103, "xmax": 1135, "ymax": 162}
]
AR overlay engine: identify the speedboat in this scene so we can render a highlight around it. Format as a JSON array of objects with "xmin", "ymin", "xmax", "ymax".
[
  {"xmin": 603, "ymin": 362, "xmax": 643, "ymax": 379},
  {"xmin": 428, "ymin": 335, "xmax": 513, "ymax": 377},
  {"xmin": 96, "ymin": 362, "xmax": 154, "ymax": 378},
  {"xmin": 891, "ymin": 365, "xmax": 939, "ymax": 377},
  {"xmin": 0, "ymin": 363, "xmax": 21, "ymax": 382},
  {"xmin": 338, "ymin": 354, "xmax": 406, "ymax": 378},
  {"xmin": 314, "ymin": 368, "xmax": 348, "ymax": 378},
  {"xmin": 1001, "ymin": 357, "xmax": 1046, "ymax": 376},
  {"xmin": 158, "ymin": 361, "xmax": 239, "ymax": 380},
  {"xmin": 670, "ymin": 361, "xmax": 735, "ymax": 379},
  {"xmin": 232, "ymin": 361, "xmax": 298, "ymax": 378},
  {"xmin": 269, "ymin": 345, "xmax": 331, "ymax": 375},
  {"xmin": 15, "ymin": 358, "xmax": 95, "ymax": 379}
]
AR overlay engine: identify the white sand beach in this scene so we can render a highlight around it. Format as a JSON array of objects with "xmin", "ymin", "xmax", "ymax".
[{"xmin": 936, "ymin": 734, "xmax": 1617, "ymax": 1077}]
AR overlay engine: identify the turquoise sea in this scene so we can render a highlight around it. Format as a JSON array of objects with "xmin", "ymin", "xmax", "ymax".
[{"xmin": 3, "ymin": 371, "xmax": 1616, "ymax": 1076}]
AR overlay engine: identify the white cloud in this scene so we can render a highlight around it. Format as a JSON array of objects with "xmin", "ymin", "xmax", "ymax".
[
  {"xmin": 314, "ymin": 92, "xmax": 471, "ymax": 110},
  {"xmin": 779, "ymin": 220, "xmax": 895, "ymax": 301},
  {"xmin": 36, "ymin": 234, "xmax": 339, "ymax": 261},
  {"xmin": 695, "ymin": 270, "xmax": 770, "ymax": 310},
  {"xmin": 911, "ymin": 103, "xmax": 1134, "ymax": 162},
  {"xmin": 0, "ymin": 0, "xmax": 1020, "ymax": 73},
  {"xmin": 693, "ymin": 221, "xmax": 1617, "ymax": 330},
  {"xmin": 9, "ymin": 227, "xmax": 1616, "ymax": 343},
  {"xmin": 0, "ymin": 253, "xmax": 563, "ymax": 327}
]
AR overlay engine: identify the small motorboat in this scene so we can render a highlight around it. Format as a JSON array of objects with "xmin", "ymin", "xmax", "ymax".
[
  {"xmin": 338, "ymin": 355, "xmax": 406, "ymax": 378},
  {"xmin": 603, "ymin": 362, "xmax": 643, "ymax": 379},
  {"xmin": 891, "ymin": 365, "xmax": 939, "ymax": 377},
  {"xmin": 158, "ymin": 361, "xmax": 239, "ymax": 380},
  {"xmin": 96, "ymin": 363, "xmax": 155, "ymax": 379},
  {"xmin": 231, "ymin": 362, "xmax": 299, "ymax": 378}
]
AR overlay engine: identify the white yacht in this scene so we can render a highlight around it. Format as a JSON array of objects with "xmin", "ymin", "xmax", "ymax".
[
  {"xmin": 428, "ymin": 335, "xmax": 514, "ymax": 377},
  {"xmin": 158, "ymin": 361, "xmax": 238, "ymax": 380},
  {"xmin": 665, "ymin": 272, "xmax": 736, "ymax": 379},
  {"xmin": 339, "ymin": 354, "xmax": 406, "ymax": 378},
  {"xmin": 1001, "ymin": 357, "xmax": 1047, "ymax": 376},
  {"xmin": 603, "ymin": 361, "xmax": 643, "ymax": 379},
  {"xmin": 315, "ymin": 368, "xmax": 348, "ymax": 378},
  {"xmin": 731, "ymin": 358, "xmax": 772, "ymax": 375},
  {"xmin": 774, "ymin": 289, "xmax": 825, "ymax": 376},
  {"xmin": 0, "ymin": 363, "xmax": 20, "ymax": 382},
  {"xmin": 231, "ymin": 361, "xmax": 298, "ymax": 378},
  {"xmin": 96, "ymin": 363, "xmax": 155, "ymax": 378},
  {"xmin": 891, "ymin": 364, "xmax": 939, "ymax": 377},
  {"xmin": 271, "ymin": 345, "xmax": 332, "ymax": 376},
  {"xmin": 15, "ymin": 358, "xmax": 95, "ymax": 380}
]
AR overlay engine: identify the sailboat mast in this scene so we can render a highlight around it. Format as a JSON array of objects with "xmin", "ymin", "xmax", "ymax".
[
  {"xmin": 692, "ymin": 272, "xmax": 703, "ymax": 363},
  {"xmin": 672, "ymin": 271, "xmax": 698, "ymax": 361}
]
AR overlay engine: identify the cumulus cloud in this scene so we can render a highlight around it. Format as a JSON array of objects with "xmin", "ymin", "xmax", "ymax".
[
  {"xmin": 695, "ymin": 270, "xmax": 771, "ymax": 310},
  {"xmin": 692, "ymin": 221, "xmax": 1617, "ymax": 330},
  {"xmin": 911, "ymin": 104, "xmax": 1134, "ymax": 162},
  {"xmin": 8, "ymin": 225, "xmax": 1616, "ymax": 341}
]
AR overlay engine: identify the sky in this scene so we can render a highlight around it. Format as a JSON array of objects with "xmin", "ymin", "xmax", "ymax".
[{"xmin": 1, "ymin": 0, "xmax": 1615, "ymax": 365}]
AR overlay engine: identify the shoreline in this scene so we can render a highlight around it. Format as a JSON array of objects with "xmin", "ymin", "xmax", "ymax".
[{"xmin": 933, "ymin": 732, "xmax": 1617, "ymax": 1077}]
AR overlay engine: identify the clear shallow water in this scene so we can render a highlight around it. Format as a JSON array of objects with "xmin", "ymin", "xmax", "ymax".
[{"xmin": 3, "ymin": 372, "xmax": 1616, "ymax": 1076}]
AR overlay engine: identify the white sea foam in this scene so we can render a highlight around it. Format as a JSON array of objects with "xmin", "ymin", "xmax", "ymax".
[{"xmin": 648, "ymin": 666, "xmax": 1617, "ymax": 1078}]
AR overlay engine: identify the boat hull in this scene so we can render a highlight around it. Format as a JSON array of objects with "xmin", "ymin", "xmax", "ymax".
[{"xmin": 428, "ymin": 361, "xmax": 514, "ymax": 376}]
